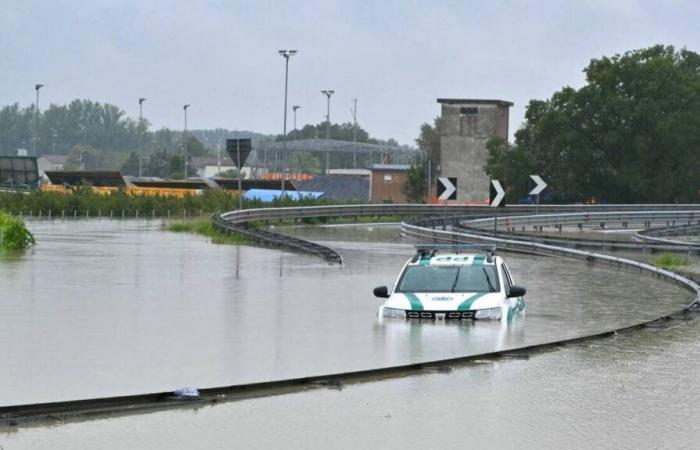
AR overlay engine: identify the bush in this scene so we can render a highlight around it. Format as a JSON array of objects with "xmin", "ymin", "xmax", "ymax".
[{"xmin": 0, "ymin": 211, "xmax": 35, "ymax": 250}]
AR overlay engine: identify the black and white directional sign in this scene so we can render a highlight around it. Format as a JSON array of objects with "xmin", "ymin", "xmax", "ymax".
[
  {"xmin": 529, "ymin": 174, "xmax": 547, "ymax": 196},
  {"xmin": 437, "ymin": 177, "xmax": 457, "ymax": 201},
  {"xmin": 489, "ymin": 179, "xmax": 505, "ymax": 208}
]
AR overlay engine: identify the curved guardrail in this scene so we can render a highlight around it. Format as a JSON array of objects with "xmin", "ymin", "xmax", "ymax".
[
  {"xmin": 635, "ymin": 223, "xmax": 700, "ymax": 246},
  {"xmin": 214, "ymin": 205, "xmax": 700, "ymax": 263},
  {"xmin": 465, "ymin": 210, "xmax": 700, "ymax": 230},
  {"xmin": 453, "ymin": 210, "xmax": 700, "ymax": 254}
]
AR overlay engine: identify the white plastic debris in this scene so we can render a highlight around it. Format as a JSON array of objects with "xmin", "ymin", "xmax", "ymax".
[{"xmin": 173, "ymin": 386, "xmax": 200, "ymax": 398}]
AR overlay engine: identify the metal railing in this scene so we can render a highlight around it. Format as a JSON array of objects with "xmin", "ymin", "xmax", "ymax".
[{"xmin": 215, "ymin": 205, "xmax": 700, "ymax": 263}]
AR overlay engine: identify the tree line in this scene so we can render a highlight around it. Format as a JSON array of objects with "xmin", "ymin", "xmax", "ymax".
[
  {"xmin": 0, "ymin": 99, "xmax": 408, "ymax": 178},
  {"xmin": 407, "ymin": 45, "xmax": 700, "ymax": 204},
  {"xmin": 486, "ymin": 45, "xmax": 700, "ymax": 204}
]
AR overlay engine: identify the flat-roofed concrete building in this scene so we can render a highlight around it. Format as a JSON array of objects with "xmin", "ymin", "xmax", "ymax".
[{"xmin": 437, "ymin": 98, "xmax": 512, "ymax": 202}]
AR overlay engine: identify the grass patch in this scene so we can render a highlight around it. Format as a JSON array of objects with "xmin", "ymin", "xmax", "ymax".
[
  {"xmin": 654, "ymin": 253, "xmax": 689, "ymax": 269},
  {"xmin": 166, "ymin": 219, "xmax": 251, "ymax": 245}
]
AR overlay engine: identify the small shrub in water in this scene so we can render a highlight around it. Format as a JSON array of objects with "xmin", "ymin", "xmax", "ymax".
[{"xmin": 0, "ymin": 211, "xmax": 36, "ymax": 250}]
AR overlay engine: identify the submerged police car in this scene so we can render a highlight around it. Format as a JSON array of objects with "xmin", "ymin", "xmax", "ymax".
[{"xmin": 374, "ymin": 244, "xmax": 526, "ymax": 321}]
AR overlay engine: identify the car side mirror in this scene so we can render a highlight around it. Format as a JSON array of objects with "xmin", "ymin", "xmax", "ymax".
[
  {"xmin": 373, "ymin": 286, "xmax": 390, "ymax": 298},
  {"xmin": 508, "ymin": 285, "xmax": 526, "ymax": 298}
]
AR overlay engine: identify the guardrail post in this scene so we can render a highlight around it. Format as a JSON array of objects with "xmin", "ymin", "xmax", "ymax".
[{"xmin": 73, "ymin": 210, "xmax": 77, "ymax": 219}]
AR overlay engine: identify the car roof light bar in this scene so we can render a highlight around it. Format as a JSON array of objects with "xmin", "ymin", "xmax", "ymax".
[
  {"xmin": 414, "ymin": 244, "xmax": 497, "ymax": 253},
  {"xmin": 412, "ymin": 244, "xmax": 497, "ymax": 262}
]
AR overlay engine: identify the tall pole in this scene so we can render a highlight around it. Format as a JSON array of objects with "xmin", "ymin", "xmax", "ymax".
[
  {"xmin": 292, "ymin": 105, "xmax": 300, "ymax": 177},
  {"xmin": 34, "ymin": 84, "xmax": 44, "ymax": 156},
  {"xmin": 321, "ymin": 90, "xmax": 334, "ymax": 174},
  {"xmin": 183, "ymin": 104, "xmax": 190, "ymax": 178},
  {"xmin": 292, "ymin": 105, "xmax": 300, "ymax": 142},
  {"xmin": 279, "ymin": 50, "xmax": 297, "ymax": 194},
  {"xmin": 237, "ymin": 139, "xmax": 242, "ymax": 210},
  {"xmin": 351, "ymin": 98, "xmax": 358, "ymax": 169},
  {"xmin": 138, "ymin": 98, "xmax": 146, "ymax": 177}
]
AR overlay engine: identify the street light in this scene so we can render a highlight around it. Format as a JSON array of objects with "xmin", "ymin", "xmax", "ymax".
[
  {"xmin": 183, "ymin": 104, "xmax": 190, "ymax": 178},
  {"xmin": 292, "ymin": 105, "xmax": 301, "ymax": 140},
  {"xmin": 292, "ymin": 105, "xmax": 301, "ymax": 177},
  {"xmin": 34, "ymin": 84, "xmax": 44, "ymax": 156},
  {"xmin": 138, "ymin": 98, "xmax": 147, "ymax": 177},
  {"xmin": 321, "ymin": 89, "xmax": 334, "ymax": 174},
  {"xmin": 279, "ymin": 49, "xmax": 297, "ymax": 193},
  {"xmin": 350, "ymin": 98, "xmax": 358, "ymax": 168}
]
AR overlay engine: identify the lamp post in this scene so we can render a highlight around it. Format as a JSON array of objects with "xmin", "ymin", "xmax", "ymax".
[
  {"xmin": 34, "ymin": 84, "xmax": 44, "ymax": 156},
  {"xmin": 183, "ymin": 104, "xmax": 190, "ymax": 178},
  {"xmin": 350, "ymin": 98, "xmax": 358, "ymax": 168},
  {"xmin": 321, "ymin": 89, "xmax": 334, "ymax": 174},
  {"xmin": 138, "ymin": 98, "xmax": 146, "ymax": 177},
  {"xmin": 279, "ymin": 49, "xmax": 297, "ymax": 194},
  {"xmin": 292, "ymin": 105, "xmax": 301, "ymax": 141},
  {"xmin": 292, "ymin": 105, "xmax": 301, "ymax": 177}
]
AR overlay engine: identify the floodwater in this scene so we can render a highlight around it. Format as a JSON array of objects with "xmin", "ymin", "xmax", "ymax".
[
  {"xmin": 0, "ymin": 220, "xmax": 691, "ymax": 409},
  {"xmin": 6, "ymin": 317, "xmax": 699, "ymax": 449}
]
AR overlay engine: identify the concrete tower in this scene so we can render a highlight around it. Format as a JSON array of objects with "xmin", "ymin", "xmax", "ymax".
[{"xmin": 437, "ymin": 98, "xmax": 512, "ymax": 202}]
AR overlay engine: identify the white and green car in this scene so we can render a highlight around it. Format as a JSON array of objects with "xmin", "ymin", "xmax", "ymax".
[{"xmin": 374, "ymin": 244, "xmax": 526, "ymax": 321}]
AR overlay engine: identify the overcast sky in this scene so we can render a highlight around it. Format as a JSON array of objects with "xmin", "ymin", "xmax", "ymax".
[{"xmin": 1, "ymin": 0, "xmax": 698, "ymax": 145}]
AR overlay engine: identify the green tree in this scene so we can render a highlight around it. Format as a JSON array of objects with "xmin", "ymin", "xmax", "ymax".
[
  {"xmin": 402, "ymin": 162, "xmax": 428, "ymax": 203},
  {"xmin": 121, "ymin": 151, "xmax": 140, "ymax": 176},
  {"xmin": 64, "ymin": 145, "xmax": 104, "ymax": 170},
  {"xmin": 184, "ymin": 135, "xmax": 208, "ymax": 157},
  {"xmin": 484, "ymin": 137, "xmax": 534, "ymax": 203},
  {"xmin": 491, "ymin": 45, "xmax": 700, "ymax": 203},
  {"xmin": 415, "ymin": 116, "xmax": 441, "ymax": 169}
]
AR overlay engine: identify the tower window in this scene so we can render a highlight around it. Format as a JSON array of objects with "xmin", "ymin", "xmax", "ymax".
[{"xmin": 460, "ymin": 107, "xmax": 478, "ymax": 115}]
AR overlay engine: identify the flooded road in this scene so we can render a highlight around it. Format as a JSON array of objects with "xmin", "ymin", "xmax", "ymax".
[
  {"xmin": 0, "ymin": 220, "xmax": 692, "ymax": 408},
  {"xmin": 6, "ymin": 317, "xmax": 698, "ymax": 450}
]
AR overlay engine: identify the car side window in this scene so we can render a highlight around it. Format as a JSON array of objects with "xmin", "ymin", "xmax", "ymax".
[{"xmin": 502, "ymin": 264, "xmax": 514, "ymax": 293}]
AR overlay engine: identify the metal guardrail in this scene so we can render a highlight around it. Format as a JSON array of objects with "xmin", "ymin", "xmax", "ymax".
[
  {"xmin": 212, "ymin": 215, "xmax": 343, "ymax": 265},
  {"xmin": 635, "ymin": 223, "xmax": 700, "ymax": 246},
  {"xmin": 215, "ymin": 205, "xmax": 700, "ymax": 263},
  {"xmin": 451, "ymin": 224, "xmax": 700, "ymax": 254},
  {"xmin": 465, "ymin": 210, "xmax": 700, "ymax": 230}
]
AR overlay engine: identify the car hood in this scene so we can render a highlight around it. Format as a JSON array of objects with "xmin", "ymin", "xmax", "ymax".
[{"xmin": 385, "ymin": 291, "xmax": 502, "ymax": 311}]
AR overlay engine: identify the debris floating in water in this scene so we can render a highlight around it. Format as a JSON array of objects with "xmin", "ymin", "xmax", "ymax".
[{"xmin": 173, "ymin": 386, "xmax": 200, "ymax": 398}]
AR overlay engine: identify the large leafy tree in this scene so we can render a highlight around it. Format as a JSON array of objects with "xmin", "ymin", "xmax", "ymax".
[{"xmin": 489, "ymin": 45, "xmax": 700, "ymax": 203}]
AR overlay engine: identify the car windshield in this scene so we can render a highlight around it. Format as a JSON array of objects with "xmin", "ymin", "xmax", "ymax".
[{"xmin": 396, "ymin": 265, "xmax": 499, "ymax": 293}]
